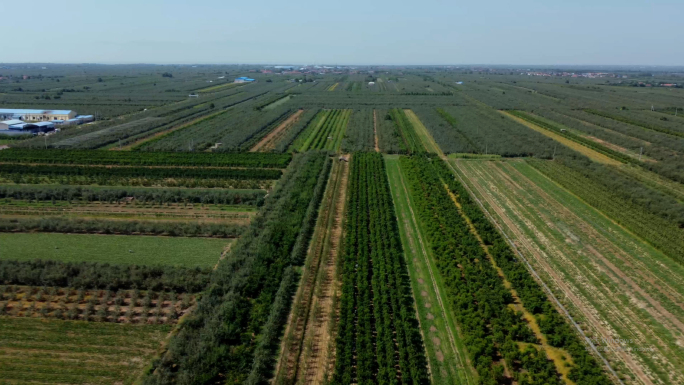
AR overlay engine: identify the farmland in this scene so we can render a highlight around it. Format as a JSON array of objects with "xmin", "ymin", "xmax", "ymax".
[
  {"xmin": 399, "ymin": 155, "xmax": 610, "ymax": 384},
  {"xmin": 453, "ymin": 159, "xmax": 684, "ymax": 385},
  {"xmin": 274, "ymin": 156, "xmax": 349, "ymax": 385},
  {"xmin": 385, "ymin": 155, "xmax": 475, "ymax": 385},
  {"xmin": 0, "ymin": 233, "xmax": 230, "ymax": 266},
  {"xmin": 0, "ymin": 317, "xmax": 171, "ymax": 385},
  {"xmin": 334, "ymin": 153, "xmax": 429, "ymax": 385},
  {"xmin": 143, "ymin": 151, "xmax": 331, "ymax": 384},
  {"xmin": 1, "ymin": 64, "xmax": 683, "ymax": 385},
  {"xmin": 0, "ymin": 145, "xmax": 286, "ymax": 382},
  {"xmin": 251, "ymin": 109, "xmax": 304, "ymax": 152},
  {"xmin": 292, "ymin": 109, "xmax": 351, "ymax": 152}
]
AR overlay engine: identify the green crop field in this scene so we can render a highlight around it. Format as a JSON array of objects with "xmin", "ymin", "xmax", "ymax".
[
  {"xmin": 297, "ymin": 109, "xmax": 351, "ymax": 152},
  {"xmin": 453, "ymin": 159, "xmax": 684, "ymax": 385},
  {"xmin": 384, "ymin": 155, "xmax": 475, "ymax": 385},
  {"xmin": 0, "ymin": 316, "xmax": 171, "ymax": 385},
  {"xmin": 0, "ymin": 233, "xmax": 230, "ymax": 267}
]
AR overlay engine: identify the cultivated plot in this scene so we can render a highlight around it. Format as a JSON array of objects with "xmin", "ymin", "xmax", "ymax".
[
  {"xmin": 274, "ymin": 158, "xmax": 349, "ymax": 385},
  {"xmin": 500, "ymin": 111, "xmax": 621, "ymax": 165},
  {"xmin": 0, "ymin": 317, "xmax": 170, "ymax": 385},
  {"xmin": 251, "ymin": 109, "xmax": 304, "ymax": 152},
  {"xmin": 385, "ymin": 155, "xmax": 475, "ymax": 385},
  {"xmin": 0, "ymin": 233, "xmax": 231, "ymax": 267},
  {"xmin": 297, "ymin": 109, "xmax": 352, "ymax": 152},
  {"xmin": 453, "ymin": 159, "xmax": 684, "ymax": 385},
  {"xmin": 403, "ymin": 109, "xmax": 442, "ymax": 154}
]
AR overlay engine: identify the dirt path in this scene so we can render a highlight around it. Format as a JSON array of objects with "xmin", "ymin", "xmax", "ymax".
[
  {"xmin": 299, "ymin": 159, "xmax": 348, "ymax": 385},
  {"xmin": 373, "ymin": 109, "xmax": 380, "ymax": 152},
  {"xmin": 250, "ymin": 109, "xmax": 303, "ymax": 152},
  {"xmin": 213, "ymin": 242, "xmax": 235, "ymax": 270},
  {"xmin": 273, "ymin": 158, "xmax": 349, "ymax": 385}
]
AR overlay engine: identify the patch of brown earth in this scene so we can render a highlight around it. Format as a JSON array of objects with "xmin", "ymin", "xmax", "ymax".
[{"xmin": 250, "ymin": 109, "xmax": 304, "ymax": 152}]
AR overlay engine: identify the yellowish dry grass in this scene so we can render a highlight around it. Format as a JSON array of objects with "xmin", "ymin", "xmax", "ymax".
[
  {"xmin": 500, "ymin": 111, "xmax": 621, "ymax": 166},
  {"xmin": 403, "ymin": 109, "xmax": 443, "ymax": 155}
]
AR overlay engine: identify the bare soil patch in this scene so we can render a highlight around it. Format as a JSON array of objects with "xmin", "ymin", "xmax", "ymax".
[
  {"xmin": 250, "ymin": 109, "xmax": 304, "ymax": 152},
  {"xmin": 272, "ymin": 158, "xmax": 349, "ymax": 385}
]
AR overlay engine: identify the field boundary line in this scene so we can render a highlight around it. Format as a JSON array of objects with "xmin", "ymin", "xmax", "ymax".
[
  {"xmin": 403, "ymin": 109, "xmax": 441, "ymax": 155},
  {"xmin": 271, "ymin": 157, "xmax": 348, "ymax": 385},
  {"xmin": 447, "ymin": 159, "xmax": 625, "ymax": 385},
  {"xmin": 299, "ymin": 157, "xmax": 349, "ymax": 384},
  {"xmin": 213, "ymin": 242, "xmax": 235, "ymax": 270},
  {"xmin": 394, "ymin": 158, "xmax": 474, "ymax": 385}
]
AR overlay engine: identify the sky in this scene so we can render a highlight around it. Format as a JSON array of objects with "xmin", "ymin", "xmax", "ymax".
[{"xmin": 3, "ymin": 0, "xmax": 682, "ymax": 66}]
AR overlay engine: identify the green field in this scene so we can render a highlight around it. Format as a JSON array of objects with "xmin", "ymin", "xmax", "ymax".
[
  {"xmin": 384, "ymin": 155, "xmax": 475, "ymax": 385},
  {"xmin": 0, "ymin": 233, "xmax": 230, "ymax": 267},
  {"xmin": 262, "ymin": 95, "xmax": 292, "ymax": 110},
  {"xmin": 0, "ymin": 316, "xmax": 171, "ymax": 385},
  {"xmin": 299, "ymin": 109, "xmax": 351, "ymax": 151},
  {"xmin": 403, "ymin": 109, "xmax": 441, "ymax": 154},
  {"xmin": 452, "ymin": 159, "xmax": 684, "ymax": 385}
]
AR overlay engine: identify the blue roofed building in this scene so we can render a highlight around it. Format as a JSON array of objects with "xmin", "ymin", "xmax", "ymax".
[
  {"xmin": 34, "ymin": 121, "xmax": 56, "ymax": 132},
  {"xmin": 7, "ymin": 122, "xmax": 40, "ymax": 134},
  {"xmin": 233, "ymin": 77, "xmax": 255, "ymax": 83},
  {"xmin": 75, "ymin": 115, "xmax": 95, "ymax": 123}
]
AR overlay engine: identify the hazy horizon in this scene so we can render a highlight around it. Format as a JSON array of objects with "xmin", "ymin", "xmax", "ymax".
[
  {"xmin": 4, "ymin": 0, "xmax": 683, "ymax": 66},
  {"xmin": 2, "ymin": 63, "xmax": 684, "ymax": 70}
]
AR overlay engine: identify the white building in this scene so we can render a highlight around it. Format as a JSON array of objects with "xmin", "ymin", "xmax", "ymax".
[{"xmin": 0, "ymin": 109, "xmax": 77, "ymax": 121}]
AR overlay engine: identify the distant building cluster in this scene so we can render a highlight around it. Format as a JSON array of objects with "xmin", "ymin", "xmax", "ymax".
[
  {"xmin": 0, "ymin": 109, "xmax": 93, "ymax": 136},
  {"xmin": 522, "ymin": 71, "xmax": 627, "ymax": 79},
  {"xmin": 261, "ymin": 65, "xmax": 350, "ymax": 76}
]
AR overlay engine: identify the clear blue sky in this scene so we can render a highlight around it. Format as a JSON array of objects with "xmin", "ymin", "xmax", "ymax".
[{"xmin": 4, "ymin": 0, "xmax": 682, "ymax": 66}]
